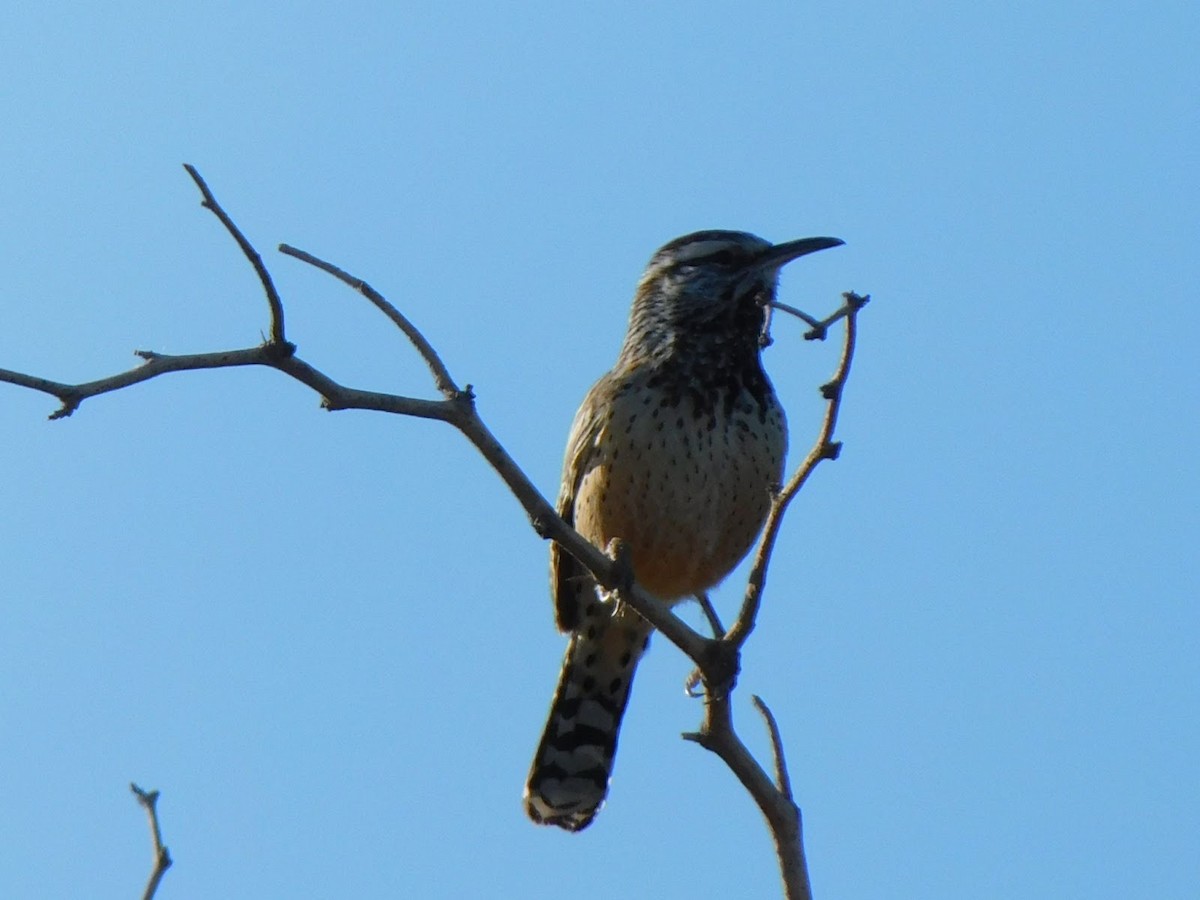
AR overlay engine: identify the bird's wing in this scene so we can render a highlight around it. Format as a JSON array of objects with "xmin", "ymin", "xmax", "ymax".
[{"xmin": 549, "ymin": 373, "xmax": 614, "ymax": 631}]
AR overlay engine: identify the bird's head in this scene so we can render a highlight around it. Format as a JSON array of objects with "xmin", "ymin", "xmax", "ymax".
[{"xmin": 622, "ymin": 230, "xmax": 843, "ymax": 364}]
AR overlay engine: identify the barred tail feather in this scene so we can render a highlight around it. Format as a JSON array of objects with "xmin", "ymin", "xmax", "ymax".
[{"xmin": 524, "ymin": 609, "xmax": 650, "ymax": 831}]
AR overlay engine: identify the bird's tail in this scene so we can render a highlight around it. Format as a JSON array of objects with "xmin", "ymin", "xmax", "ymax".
[{"xmin": 524, "ymin": 604, "xmax": 651, "ymax": 831}]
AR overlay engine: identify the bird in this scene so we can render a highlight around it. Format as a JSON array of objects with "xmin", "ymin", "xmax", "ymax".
[{"xmin": 523, "ymin": 229, "xmax": 844, "ymax": 832}]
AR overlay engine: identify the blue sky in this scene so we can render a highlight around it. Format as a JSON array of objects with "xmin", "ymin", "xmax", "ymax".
[{"xmin": 1, "ymin": 3, "xmax": 1196, "ymax": 898}]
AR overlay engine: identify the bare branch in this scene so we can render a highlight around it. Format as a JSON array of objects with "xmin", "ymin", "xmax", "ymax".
[
  {"xmin": 279, "ymin": 244, "xmax": 461, "ymax": 398},
  {"xmin": 130, "ymin": 783, "xmax": 172, "ymax": 900},
  {"xmin": 752, "ymin": 694, "xmax": 794, "ymax": 801},
  {"xmin": 685, "ymin": 694, "xmax": 811, "ymax": 899},
  {"xmin": 267, "ymin": 247, "xmax": 700, "ymax": 654},
  {"xmin": 1, "ymin": 347, "xmax": 267, "ymax": 419},
  {"xmin": 766, "ymin": 298, "xmax": 822, "ymax": 331},
  {"xmin": 695, "ymin": 591, "xmax": 726, "ymax": 638},
  {"xmin": 0, "ymin": 167, "xmax": 721, "ymax": 675},
  {"xmin": 726, "ymin": 291, "xmax": 869, "ymax": 649},
  {"xmin": 0, "ymin": 346, "xmax": 453, "ymax": 421},
  {"xmin": 684, "ymin": 592, "xmax": 727, "ymax": 696},
  {"xmin": 1, "ymin": 169, "xmax": 869, "ymax": 900},
  {"xmin": 183, "ymin": 164, "xmax": 288, "ymax": 346},
  {"xmin": 768, "ymin": 291, "xmax": 864, "ymax": 342},
  {"xmin": 804, "ymin": 293, "xmax": 863, "ymax": 342},
  {"xmin": 670, "ymin": 294, "xmax": 866, "ymax": 899}
]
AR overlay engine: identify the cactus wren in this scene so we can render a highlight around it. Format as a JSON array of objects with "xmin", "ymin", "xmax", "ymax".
[{"xmin": 524, "ymin": 229, "xmax": 843, "ymax": 831}]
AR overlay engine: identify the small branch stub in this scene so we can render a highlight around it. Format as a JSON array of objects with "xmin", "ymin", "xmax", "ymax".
[
  {"xmin": 752, "ymin": 695, "xmax": 795, "ymax": 801},
  {"xmin": 130, "ymin": 783, "xmax": 172, "ymax": 900}
]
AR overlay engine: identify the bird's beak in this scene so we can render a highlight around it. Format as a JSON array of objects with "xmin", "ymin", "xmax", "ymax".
[{"xmin": 753, "ymin": 236, "xmax": 844, "ymax": 274}]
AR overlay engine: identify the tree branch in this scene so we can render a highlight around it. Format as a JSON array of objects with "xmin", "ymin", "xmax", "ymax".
[
  {"xmin": 2, "ymin": 168, "xmax": 869, "ymax": 900},
  {"xmin": 752, "ymin": 694, "xmax": 795, "ymax": 801},
  {"xmin": 183, "ymin": 164, "xmax": 288, "ymax": 347},
  {"xmin": 130, "ymin": 783, "xmax": 171, "ymax": 900},
  {"xmin": 274, "ymin": 243, "xmax": 719, "ymax": 669},
  {"xmin": 684, "ymin": 690, "xmax": 812, "ymax": 899},
  {"xmin": 278, "ymin": 244, "xmax": 461, "ymax": 398},
  {"xmin": 727, "ymin": 290, "xmax": 869, "ymax": 650},
  {"xmin": 695, "ymin": 591, "xmax": 726, "ymax": 638},
  {"xmin": 676, "ymin": 294, "xmax": 865, "ymax": 900}
]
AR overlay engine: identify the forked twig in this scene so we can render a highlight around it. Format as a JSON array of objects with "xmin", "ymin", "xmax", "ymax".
[
  {"xmin": 727, "ymin": 290, "xmax": 869, "ymax": 650},
  {"xmin": 130, "ymin": 784, "xmax": 172, "ymax": 900}
]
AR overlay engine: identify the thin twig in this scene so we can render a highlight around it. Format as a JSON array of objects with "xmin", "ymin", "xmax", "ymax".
[
  {"xmin": 183, "ymin": 164, "xmax": 288, "ymax": 346},
  {"xmin": 726, "ymin": 291, "xmax": 869, "ymax": 648},
  {"xmin": 695, "ymin": 592, "xmax": 726, "ymax": 637},
  {"xmin": 683, "ymin": 592, "xmax": 727, "ymax": 696},
  {"xmin": 0, "ymin": 348, "xmax": 454, "ymax": 421},
  {"xmin": 684, "ymin": 691, "xmax": 811, "ymax": 899},
  {"xmin": 752, "ymin": 694, "xmax": 794, "ymax": 800},
  {"xmin": 767, "ymin": 298, "xmax": 822, "ymax": 331},
  {"xmin": 130, "ymin": 783, "xmax": 171, "ymax": 900},
  {"xmin": 802, "ymin": 298, "xmax": 859, "ymax": 342},
  {"xmin": 278, "ymin": 244, "xmax": 461, "ymax": 398},
  {"xmin": 769, "ymin": 291, "xmax": 863, "ymax": 341}
]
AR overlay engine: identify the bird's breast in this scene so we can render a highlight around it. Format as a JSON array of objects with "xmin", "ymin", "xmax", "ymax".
[{"xmin": 572, "ymin": 377, "xmax": 786, "ymax": 600}]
